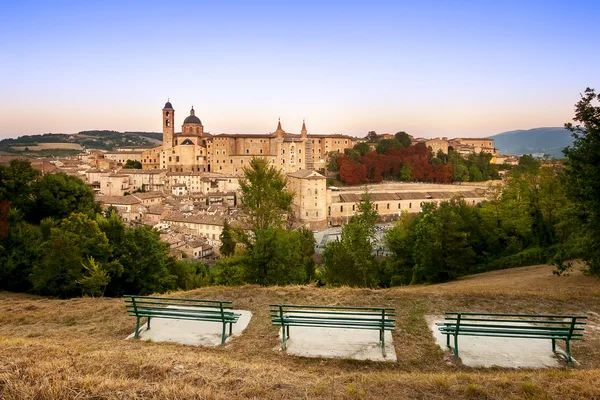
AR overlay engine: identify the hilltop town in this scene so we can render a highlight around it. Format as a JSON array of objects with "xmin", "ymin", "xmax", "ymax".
[{"xmin": 0, "ymin": 101, "xmax": 521, "ymax": 261}]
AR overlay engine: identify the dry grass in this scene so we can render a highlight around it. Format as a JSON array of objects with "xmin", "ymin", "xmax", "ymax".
[
  {"xmin": 11, "ymin": 143, "xmax": 83, "ymax": 151},
  {"xmin": 1, "ymin": 264, "xmax": 600, "ymax": 399}
]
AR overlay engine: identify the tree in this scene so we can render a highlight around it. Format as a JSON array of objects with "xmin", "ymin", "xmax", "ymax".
[
  {"xmin": 399, "ymin": 163, "xmax": 412, "ymax": 181},
  {"xmin": 30, "ymin": 213, "xmax": 112, "ymax": 297},
  {"xmin": 124, "ymin": 160, "xmax": 142, "ymax": 169},
  {"xmin": 0, "ymin": 159, "xmax": 41, "ymax": 216},
  {"xmin": 30, "ymin": 173, "xmax": 100, "ymax": 223},
  {"xmin": 239, "ymin": 157, "xmax": 294, "ymax": 232},
  {"xmin": 219, "ymin": 220, "xmax": 236, "ymax": 256},
  {"xmin": 353, "ymin": 142, "xmax": 371, "ymax": 156},
  {"xmin": 321, "ymin": 192, "xmax": 379, "ymax": 287},
  {"xmin": 558, "ymin": 88, "xmax": 600, "ymax": 275},
  {"xmin": 366, "ymin": 131, "xmax": 378, "ymax": 142},
  {"xmin": 376, "ymin": 139, "xmax": 403, "ymax": 154},
  {"xmin": 395, "ymin": 131, "xmax": 412, "ymax": 148},
  {"xmin": 326, "ymin": 152, "xmax": 341, "ymax": 172}
]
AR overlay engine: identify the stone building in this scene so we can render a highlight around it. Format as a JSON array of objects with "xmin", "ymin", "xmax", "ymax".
[
  {"xmin": 287, "ymin": 169, "xmax": 328, "ymax": 230},
  {"xmin": 141, "ymin": 101, "xmax": 355, "ymax": 175}
]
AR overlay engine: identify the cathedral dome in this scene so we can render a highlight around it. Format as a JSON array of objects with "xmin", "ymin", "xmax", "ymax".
[
  {"xmin": 183, "ymin": 106, "xmax": 202, "ymax": 125},
  {"xmin": 164, "ymin": 101, "xmax": 173, "ymax": 109},
  {"xmin": 183, "ymin": 115, "xmax": 202, "ymax": 124}
]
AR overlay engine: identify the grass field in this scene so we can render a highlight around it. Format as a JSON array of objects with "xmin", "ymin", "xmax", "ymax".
[
  {"xmin": 1, "ymin": 264, "xmax": 599, "ymax": 399},
  {"xmin": 10, "ymin": 143, "xmax": 83, "ymax": 151}
]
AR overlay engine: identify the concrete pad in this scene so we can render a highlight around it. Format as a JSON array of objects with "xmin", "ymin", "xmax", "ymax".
[
  {"xmin": 427, "ymin": 315, "xmax": 562, "ymax": 368},
  {"xmin": 277, "ymin": 317, "xmax": 396, "ymax": 362},
  {"xmin": 126, "ymin": 308, "xmax": 252, "ymax": 347}
]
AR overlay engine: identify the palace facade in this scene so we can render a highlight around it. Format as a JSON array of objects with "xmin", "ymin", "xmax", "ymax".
[{"xmin": 141, "ymin": 101, "xmax": 356, "ymax": 175}]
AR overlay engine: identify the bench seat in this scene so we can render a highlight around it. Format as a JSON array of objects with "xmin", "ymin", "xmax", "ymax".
[
  {"xmin": 124, "ymin": 295, "xmax": 241, "ymax": 345},
  {"xmin": 270, "ymin": 304, "xmax": 395, "ymax": 357},
  {"xmin": 437, "ymin": 312, "xmax": 587, "ymax": 365}
]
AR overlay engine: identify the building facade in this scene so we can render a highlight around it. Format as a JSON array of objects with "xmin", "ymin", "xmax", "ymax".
[{"xmin": 141, "ymin": 101, "xmax": 355, "ymax": 175}]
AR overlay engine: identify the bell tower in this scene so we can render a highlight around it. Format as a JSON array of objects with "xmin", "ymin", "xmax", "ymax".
[{"xmin": 162, "ymin": 100, "xmax": 174, "ymax": 149}]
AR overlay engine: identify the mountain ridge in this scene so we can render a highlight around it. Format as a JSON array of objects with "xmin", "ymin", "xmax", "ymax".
[{"xmin": 489, "ymin": 127, "xmax": 574, "ymax": 158}]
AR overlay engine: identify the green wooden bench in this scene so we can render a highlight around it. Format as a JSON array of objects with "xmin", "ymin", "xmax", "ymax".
[
  {"xmin": 437, "ymin": 312, "xmax": 587, "ymax": 365},
  {"xmin": 124, "ymin": 295, "xmax": 241, "ymax": 345},
  {"xmin": 269, "ymin": 304, "xmax": 395, "ymax": 357}
]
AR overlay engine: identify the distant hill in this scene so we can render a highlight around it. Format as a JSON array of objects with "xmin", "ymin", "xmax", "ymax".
[
  {"xmin": 489, "ymin": 127, "xmax": 574, "ymax": 158},
  {"xmin": 0, "ymin": 130, "xmax": 162, "ymax": 155}
]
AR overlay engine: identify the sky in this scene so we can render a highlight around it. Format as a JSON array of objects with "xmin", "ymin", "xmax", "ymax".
[{"xmin": 0, "ymin": 0, "xmax": 598, "ymax": 139}]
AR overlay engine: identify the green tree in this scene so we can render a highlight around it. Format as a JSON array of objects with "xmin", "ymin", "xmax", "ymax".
[
  {"xmin": 0, "ymin": 159, "xmax": 41, "ymax": 216},
  {"xmin": 30, "ymin": 173, "xmax": 100, "ymax": 223},
  {"xmin": 399, "ymin": 162, "xmax": 412, "ymax": 181},
  {"xmin": 0, "ymin": 209, "xmax": 41, "ymax": 292},
  {"xmin": 376, "ymin": 139, "xmax": 402, "ymax": 154},
  {"xmin": 395, "ymin": 131, "xmax": 412, "ymax": 148},
  {"xmin": 353, "ymin": 142, "xmax": 371, "ymax": 156},
  {"xmin": 30, "ymin": 212, "xmax": 112, "ymax": 297},
  {"xmin": 239, "ymin": 157, "xmax": 294, "ymax": 232},
  {"xmin": 77, "ymin": 256, "xmax": 110, "ymax": 297},
  {"xmin": 326, "ymin": 152, "xmax": 340, "ymax": 172},
  {"xmin": 558, "ymin": 88, "xmax": 600, "ymax": 275},
  {"xmin": 124, "ymin": 160, "xmax": 142, "ymax": 169},
  {"xmin": 321, "ymin": 192, "xmax": 379, "ymax": 287},
  {"xmin": 219, "ymin": 219, "xmax": 237, "ymax": 256}
]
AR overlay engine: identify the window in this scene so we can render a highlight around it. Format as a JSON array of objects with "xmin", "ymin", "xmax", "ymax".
[
  {"xmin": 409, "ymin": 203, "xmax": 412, "ymax": 209},
  {"xmin": 387, "ymin": 203, "xmax": 390, "ymax": 209},
  {"xmin": 328, "ymin": 206, "xmax": 331, "ymax": 216},
  {"xmin": 299, "ymin": 149, "xmax": 302, "ymax": 154},
  {"xmin": 260, "ymin": 149, "xmax": 263, "ymax": 154},
  {"xmin": 316, "ymin": 211, "xmax": 318, "ymax": 217},
  {"xmin": 352, "ymin": 205, "xmax": 355, "ymax": 211},
  {"xmin": 340, "ymin": 205, "xmax": 343, "ymax": 212},
  {"xmin": 375, "ymin": 204, "xmax": 379, "ymax": 210},
  {"xmin": 398, "ymin": 203, "xmax": 401, "ymax": 209},
  {"xmin": 246, "ymin": 149, "xmax": 249, "ymax": 154}
]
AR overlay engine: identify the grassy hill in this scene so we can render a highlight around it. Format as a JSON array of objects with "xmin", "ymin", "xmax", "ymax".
[
  {"xmin": 0, "ymin": 130, "xmax": 162, "ymax": 155},
  {"xmin": 0, "ymin": 264, "xmax": 599, "ymax": 399},
  {"xmin": 490, "ymin": 127, "xmax": 574, "ymax": 158}
]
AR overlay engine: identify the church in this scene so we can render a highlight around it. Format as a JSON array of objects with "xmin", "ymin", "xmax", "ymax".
[{"xmin": 141, "ymin": 101, "xmax": 356, "ymax": 175}]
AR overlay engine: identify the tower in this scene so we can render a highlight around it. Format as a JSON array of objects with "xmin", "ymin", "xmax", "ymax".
[
  {"xmin": 162, "ymin": 101, "xmax": 174, "ymax": 149},
  {"xmin": 301, "ymin": 119, "xmax": 307, "ymax": 138}
]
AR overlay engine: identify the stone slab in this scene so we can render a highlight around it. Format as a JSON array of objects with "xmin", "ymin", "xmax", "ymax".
[
  {"xmin": 427, "ymin": 315, "xmax": 563, "ymax": 368},
  {"xmin": 126, "ymin": 308, "xmax": 252, "ymax": 347}
]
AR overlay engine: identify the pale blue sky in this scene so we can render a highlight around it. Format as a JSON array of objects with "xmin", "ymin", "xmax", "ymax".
[{"xmin": 0, "ymin": 1, "xmax": 598, "ymax": 139}]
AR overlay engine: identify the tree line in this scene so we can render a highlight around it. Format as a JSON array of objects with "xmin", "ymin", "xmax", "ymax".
[
  {"xmin": 0, "ymin": 160, "xmax": 207, "ymax": 297},
  {"xmin": 328, "ymin": 131, "xmax": 500, "ymax": 185}
]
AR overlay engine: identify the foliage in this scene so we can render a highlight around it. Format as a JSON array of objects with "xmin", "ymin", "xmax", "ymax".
[
  {"xmin": 322, "ymin": 192, "xmax": 378, "ymax": 287},
  {"xmin": 557, "ymin": 87, "xmax": 600, "ymax": 275},
  {"xmin": 124, "ymin": 160, "xmax": 142, "ymax": 169},
  {"xmin": 29, "ymin": 173, "xmax": 100, "ymax": 223},
  {"xmin": 77, "ymin": 256, "xmax": 110, "ymax": 297},
  {"xmin": 239, "ymin": 157, "xmax": 294, "ymax": 232},
  {"xmin": 219, "ymin": 220, "xmax": 237, "ymax": 256},
  {"xmin": 395, "ymin": 131, "xmax": 412, "ymax": 148},
  {"xmin": 376, "ymin": 139, "xmax": 403, "ymax": 154}
]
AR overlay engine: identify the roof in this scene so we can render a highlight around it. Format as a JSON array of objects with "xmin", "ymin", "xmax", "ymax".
[
  {"xmin": 162, "ymin": 211, "xmax": 226, "ymax": 226},
  {"xmin": 132, "ymin": 192, "xmax": 164, "ymax": 200},
  {"xmin": 287, "ymin": 169, "xmax": 325, "ymax": 179},
  {"xmin": 164, "ymin": 101, "xmax": 173, "ymax": 109},
  {"xmin": 96, "ymin": 195, "xmax": 141, "ymax": 205},
  {"xmin": 336, "ymin": 190, "xmax": 485, "ymax": 204}
]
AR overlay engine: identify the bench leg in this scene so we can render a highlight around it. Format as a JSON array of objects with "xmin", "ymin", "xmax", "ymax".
[
  {"xmin": 381, "ymin": 329, "xmax": 386, "ymax": 358},
  {"xmin": 221, "ymin": 322, "xmax": 227, "ymax": 346},
  {"xmin": 147, "ymin": 317, "xmax": 151, "ymax": 331},
  {"xmin": 453, "ymin": 334, "xmax": 459, "ymax": 360},
  {"xmin": 286, "ymin": 325, "xmax": 290, "ymax": 339},
  {"xmin": 229, "ymin": 322, "xmax": 233, "ymax": 336},
  {"xmin": 134, "ymin": 317, "xmax": 141, "ymax": 339},
  {"xmin": 281, "ymin": 325, "xmax": 287, "ymax": 350},
  {"xmin": 565, "ymin": 339, "xmax": 572, "ymax": 365},
  {"xmin": 552, "ymin": 338, "xmax": 556, "ymax": 352},
  {"xmin": 446, "ymin": 333, "xmax": 450, "ymax": 347}
]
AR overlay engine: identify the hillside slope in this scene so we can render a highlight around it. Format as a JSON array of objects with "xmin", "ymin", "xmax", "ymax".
[
  {"xmin": 0, "ymin": 265, "xmax": 599, "ymax": 399},
  {"xmin": 490, "ymin": 127, "xmax": 574, "ymax": 158}
]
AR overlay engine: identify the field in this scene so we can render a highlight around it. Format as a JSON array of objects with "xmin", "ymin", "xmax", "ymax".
[
  {"xmin": 10, "ymin": 143, "xmax": 83, "ymax": 151},
  {"xmin": 1, "ymin": 264, "xmax": 599, "ymax": 399}
]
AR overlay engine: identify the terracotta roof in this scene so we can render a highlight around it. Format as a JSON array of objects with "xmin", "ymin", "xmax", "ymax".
[
  {"xmin": 95, "ymin": 195, "xmax": 141, "ymax": 205},
  {"xmin": 162, "ymin": 211, "xmax": 226, "ymax": 226}
]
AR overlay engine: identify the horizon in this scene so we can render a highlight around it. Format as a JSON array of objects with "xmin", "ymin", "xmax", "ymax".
[{"xmin": 1, "ymin": 1, "xmax": 598, "ymax": 139}]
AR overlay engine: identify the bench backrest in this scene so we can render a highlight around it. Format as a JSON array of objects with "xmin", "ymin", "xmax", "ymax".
[
  {"xmin": 270, "ymin": 304, "xmax": 395, "ymax": 329},
  {"xmin": 441, "ymin": 312, "xmax": 587, "ymax": 340},
  {"xmin": 124, "ymin": 295, "xmax": 236, "ymax": 320}
]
